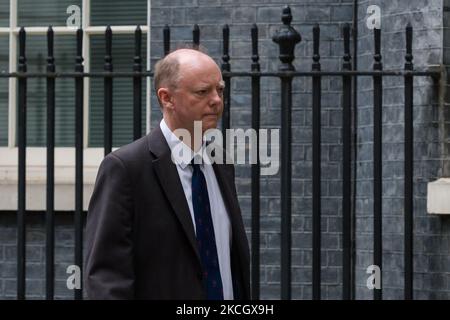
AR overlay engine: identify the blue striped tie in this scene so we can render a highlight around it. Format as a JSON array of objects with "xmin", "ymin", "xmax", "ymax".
[{"xmin": 191, "ymin": 162, "xmax": 224, "ymax": 300}]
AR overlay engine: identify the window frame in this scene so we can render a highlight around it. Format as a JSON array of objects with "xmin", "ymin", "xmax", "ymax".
[
  {"xmin": 0, "ymin": 0, "xmax": 152, "ymax": 210},
  {"xmin": 0, "ymin": 0, "xmax": 152, "ymax": 149}
]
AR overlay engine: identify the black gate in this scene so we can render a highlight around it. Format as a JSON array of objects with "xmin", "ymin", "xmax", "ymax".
[{"xmin": 0, "ymin": 6, "xmax": 441, "ymax": 300}]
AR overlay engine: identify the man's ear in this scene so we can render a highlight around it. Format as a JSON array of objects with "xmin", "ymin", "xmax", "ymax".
[{"xmin": 157, "ymin": 87, "xmax": 174, "ymax": 110}]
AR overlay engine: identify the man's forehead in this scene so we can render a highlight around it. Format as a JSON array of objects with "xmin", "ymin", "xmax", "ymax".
[{"xmin": 177, "ymin": 59, "xmax": 222, "ymax": 83}]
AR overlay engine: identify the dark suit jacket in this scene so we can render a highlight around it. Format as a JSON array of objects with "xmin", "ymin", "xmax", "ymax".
[{"xmin": 84, "ymin": 125, "xmax": 250, "ymax": 300}]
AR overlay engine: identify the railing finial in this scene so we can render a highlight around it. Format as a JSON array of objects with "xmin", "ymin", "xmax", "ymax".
[
  {"xmin": 47, "ymin": 26, "xmax": 55, "ymax": 70},
  {"xmin": 134, "ymin": 25, "xmax": 142, "ymax": 72},
  {"xmin": 222, "ymin": 24, "xmax": 230, "ymax": 72},
  {"xmin": 281, "ymin": 5, "xmax": 293, "ymax": 26},
  {"xmin": 405, "ymin": 23, "xmax": 413, "ymax": 69},
  {"xmin": 163, "ymin": 24, "xmax": 170, "ymax": 56},
  {"xmin": 251, "ymin": 24, "xmax": 260, "ymax": 72},
  {"xmin": 373, "ymin": 27, "xmax": 382, "ymax": 70},
  {"xmin": 343, "ymin": 23, "xmax": 351, "ymax": 69},
  {"xmin": 312, "ymin": 24, "xmax": 320, "ymax": 69},
  {"xmin": 18, "ymin": 27, "xmax": 27, "ymax": 73},
  {"xmin": 193, "ymin": 24, "xmax": 200, "ymax": 49},
  {"xmin": 272, "ymin": 6, "xmax": 301, "ymax": 71}
]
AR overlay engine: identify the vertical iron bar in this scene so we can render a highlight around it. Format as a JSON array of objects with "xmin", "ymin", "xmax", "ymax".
[
  {"xmin": 133, "ymin": 26, "xmax": 142, "ymax": 141},
  {"xmin": 281, "ymin": 76, "xmax": 292, "ymax": 300},
  {"xmin": 17, "ymin": 26, "xmax": 27, "ymax": 300},
  {"xmin": 163, "ymin": 25, "xmax": 170, "ymax": 56},
  {"xmin": 221, "ymin": 25, "xmax": 230, "ymax": 145},
  {"xmin": 193, "ymin": 24, "xmax": 200, "ymax": 49},
  {"xmin": 351, "ymin": 0, "xmax": 359, "ymax": 301},
  {"xmin": 312, "ymin": 24, "xmax": 321, "ymax": 301},
  {"xmin": 280, "ymin": 75, "xmax": 292, "ymax": 300},
  {"xmin": 373, "ymin": 27, "xmax": 383, "ymax": 300},
  {"xmin": 404, "ymin": 23, "xmax": 414, "ymax": 300},
  {"xmin": 342, "ymin": 23, "xmax": 352, "ymax": 300},
  {"xmin": 272, "ymin": 6, "xmax": 300, "ymax": 300},
  {"xmin": 250, "ymin": 24, "xmax": 261, "ymax": 300},
  {"xmin": 46, "ymin": 26, "xmax": 55, "ymax": 300},
  {"xmin": 74, "ymin": 28, "xmax": 84, "ymax": 300},
  {"xmin": 104, "ymin": 26, "xmax": 113, "ymax": 156}
]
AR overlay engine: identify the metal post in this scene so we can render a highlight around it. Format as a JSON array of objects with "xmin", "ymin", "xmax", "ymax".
[
  {"xmin": 342, "ymin": 23, "xmax": 352, "ymax": 300},
  {"xmin": 74, "ymin": 28, "xmax": 84, "ymax": 300},
  {"xmin": 221, "ymin": 24, "xmax": 230, "ymax": 145},
  {"xmin": 250, "ymin": 23, "xmax": 261, "ymax": 300},
  {"xmin": 133, "ymin": 26, "xmax": 142, "ymax": 141},
  {"xmin": 404, "ymin": 23, "xmax": 414, "ymax": 300},
  {"xmin": 104, "ymin": 26, "xmax": 113, "ymax": 156},
  {"xmin": 17, "ymin": 26, "xmax": 27, "ymax": 300},
  {"xmin": 373, "ymin": 27, "xmax": 383, "ymax": 301},
  {"xmin": 312, "ymin": 23, "xmax": 321, "ymax": 301},
  {"xmin": 46, "ymin": 26, "xmax": 55, "ymax": 300},
  {"xmin": 272, "ymin": 6, "xmax": 301, "ymax": 300}
]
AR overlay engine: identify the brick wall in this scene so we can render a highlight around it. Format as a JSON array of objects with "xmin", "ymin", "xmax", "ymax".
[
  {"xmin": 0, "ymin": 212, "xmax": 84, "ymax": 299},
  {"xmin": 355, "ymin": 0, "xmax": 450, "ymax": 299}
]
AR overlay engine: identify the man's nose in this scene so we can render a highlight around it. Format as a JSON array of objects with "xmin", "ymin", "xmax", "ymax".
[{"xmin": 209, "ymin": 90, "xmax": 223, "ymax": 105}]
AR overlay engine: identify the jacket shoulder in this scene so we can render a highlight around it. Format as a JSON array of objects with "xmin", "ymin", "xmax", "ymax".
[{"xmin": 105, "ymin": 134, "xmax": 151, "ymax": 165}]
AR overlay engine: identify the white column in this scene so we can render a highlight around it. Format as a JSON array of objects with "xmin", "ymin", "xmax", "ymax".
[
  {"xmin": 8, "ymin": 0, "xmax": 17, "ymax": 147},
  {"xmin": 82, "ymin": 0, "xmax": 90, "ymax": 148}
]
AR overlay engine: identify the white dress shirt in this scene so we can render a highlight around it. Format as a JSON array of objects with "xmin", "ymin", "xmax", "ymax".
[{"xmin": 160, "ymin": 119, "xmax": 234, "ymax": 300}]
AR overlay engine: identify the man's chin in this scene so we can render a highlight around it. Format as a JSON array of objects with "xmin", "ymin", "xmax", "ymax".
[
  {"xmin": 202, "ymin": 119, "xmax": 219, "ymax": 130},
  {"xmin": 203, "ymin": 125, "xmax": 218, "ymax": 133}
]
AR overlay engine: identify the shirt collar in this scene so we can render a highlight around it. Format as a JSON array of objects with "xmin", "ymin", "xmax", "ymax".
[{"xmin": 160, "ymin": 118, "xmax": 210, "ymax": 169}]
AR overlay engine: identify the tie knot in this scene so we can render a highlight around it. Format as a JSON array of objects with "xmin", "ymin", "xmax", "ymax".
[{"xmin": 190, "ymin": 159, "xmax": 201, "ymax": 173}]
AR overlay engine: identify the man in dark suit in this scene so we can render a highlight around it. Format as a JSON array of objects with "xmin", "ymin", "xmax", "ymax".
[{"xmin": 84, "ymin": 48, "xmax": 250, "ymax": 300}]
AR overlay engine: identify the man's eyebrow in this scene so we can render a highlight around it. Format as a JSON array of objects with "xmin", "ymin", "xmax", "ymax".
[{"xmin": 194, "ymin": 81, "xmax": 225, "ymax": 90}]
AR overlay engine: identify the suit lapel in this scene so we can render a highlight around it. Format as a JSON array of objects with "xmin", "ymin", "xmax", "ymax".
[{"xmin": 147, "ymin": 127, "xmax": 201, "ymax": 266}]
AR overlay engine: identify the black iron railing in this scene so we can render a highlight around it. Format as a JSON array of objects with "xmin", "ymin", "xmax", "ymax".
[{"xmin": 0, "ymin": 5, "xmax": 441, "ymax": 300}]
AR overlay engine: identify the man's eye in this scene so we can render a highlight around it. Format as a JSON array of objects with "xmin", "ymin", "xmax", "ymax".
[{"xmin": 197, "ymin": 89, "xmax": 207, "ymax": 95}]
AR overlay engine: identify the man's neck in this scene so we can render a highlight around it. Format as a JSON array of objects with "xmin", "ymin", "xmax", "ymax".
[{"xmin": 163, "ymin": 116, "xmax": 203, "ymax": 152}]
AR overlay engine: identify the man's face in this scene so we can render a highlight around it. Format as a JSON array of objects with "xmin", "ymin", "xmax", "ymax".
[{"xmin": 170, "ymin": 56, "xmax": 224, "ymax": 134}]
